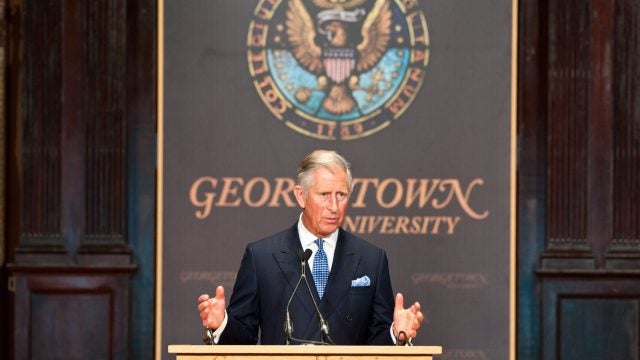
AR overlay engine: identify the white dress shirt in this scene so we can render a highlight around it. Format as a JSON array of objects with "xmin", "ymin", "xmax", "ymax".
[{"xmin": 297, "ymin": 213, "xmax": 339, "ymax": 272}]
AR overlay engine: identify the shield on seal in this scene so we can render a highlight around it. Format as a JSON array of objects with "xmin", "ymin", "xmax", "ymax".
[{"xmin": 323, "ymin": 48, "xmax": 356, "ymax": 84}]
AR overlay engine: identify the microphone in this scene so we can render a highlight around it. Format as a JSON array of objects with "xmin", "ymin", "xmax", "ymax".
[
  {"xmin": 299, "ymin": 248, "xmax": 313, "ymax": 262},
  {"xmin": 300, "ymin": 253, "xmax": 335, "ymax": 345},
  {"xmin": 284, "ymin": 249, "xmax": 313, "ymax": 344},
  {"xmin": 284, "ymin": 249, "xmax": 334, "ymax": 345}
]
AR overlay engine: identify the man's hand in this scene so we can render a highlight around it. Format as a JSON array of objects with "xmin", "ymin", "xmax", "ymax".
[
  {"xmin": 392, "ymin": 293, "xmax": 424, "ymax": 340},
  {"xmin": 197, "ymin": 286, "xmax": 227, "ymax": 329}
]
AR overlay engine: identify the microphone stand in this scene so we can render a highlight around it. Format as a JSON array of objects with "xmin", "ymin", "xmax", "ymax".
[
  {"xmin": 301, "ymin": 266, "xmax": 335, "ymax": 345},
  {"xmin": 284, "ymin": 251, "xmax": 307, "ymax": 344},
  {"xmin": 284, "ymin": 249, "xmax": 334, "ymax": 345}
]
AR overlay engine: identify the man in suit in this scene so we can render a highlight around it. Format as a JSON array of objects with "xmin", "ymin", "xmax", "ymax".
[{"xmin": 197, "ymin": 149, "xmax": 424, "ymax": 345}]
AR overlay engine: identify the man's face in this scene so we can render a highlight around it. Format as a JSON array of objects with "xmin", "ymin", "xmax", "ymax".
[{"xmin": 294, "ymin": 166, "xmax": 350, "ymax": 238}]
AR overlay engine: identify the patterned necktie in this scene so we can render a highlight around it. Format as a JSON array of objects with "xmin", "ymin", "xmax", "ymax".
[{"xmin": 313, "ymin": 239, "xmax": 329, "ymax": 299}]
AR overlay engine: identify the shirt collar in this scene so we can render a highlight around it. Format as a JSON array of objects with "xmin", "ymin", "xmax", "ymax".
[{"xmin": 297, "ymin": 213, "xmax": 339, "ymax": 249}]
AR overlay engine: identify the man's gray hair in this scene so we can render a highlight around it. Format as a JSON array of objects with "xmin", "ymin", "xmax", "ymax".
[{"xmin": 296, "ymin": 150, "xmax": 353, "ymax": 193}]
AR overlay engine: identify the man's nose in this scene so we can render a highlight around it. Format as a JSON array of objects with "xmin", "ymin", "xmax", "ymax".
[{"xmin": 327, "ymin": 194, "xmax": 338, "ymax": 211}]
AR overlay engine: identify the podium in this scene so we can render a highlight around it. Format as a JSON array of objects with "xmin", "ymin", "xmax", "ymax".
[{"xmin": 168, "ymin": 345, "xmax": 442, "ymax": 360}]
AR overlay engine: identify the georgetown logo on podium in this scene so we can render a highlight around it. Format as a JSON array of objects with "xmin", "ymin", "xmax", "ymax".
[{"xmin": 247, "ymin": 0, "xmax": 429, "ymax": 140}]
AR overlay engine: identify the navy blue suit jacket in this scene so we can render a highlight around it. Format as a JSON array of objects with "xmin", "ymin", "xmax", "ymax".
[{"xmin": 219, "ymin": 223, "xmax": 395, "ymax": 345}]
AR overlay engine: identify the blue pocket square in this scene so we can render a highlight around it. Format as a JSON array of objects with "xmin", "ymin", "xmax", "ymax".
[{"xmin": 351, "ymin": 275, "xmax": 371, "ymax": 287}]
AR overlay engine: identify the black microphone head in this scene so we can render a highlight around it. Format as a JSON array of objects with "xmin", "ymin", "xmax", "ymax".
[
  {"xmin": 296, "ymin": 249, "xmax": 306, "ymax": 261},
  {"xmin": 296, "ymin": 249, "xmax": 313, "ymax": 262}
]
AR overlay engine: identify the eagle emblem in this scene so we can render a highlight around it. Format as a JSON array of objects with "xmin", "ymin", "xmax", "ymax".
[
  {"xmin": 287, "ymin": 0, "xmax": 391, "ymax": 114},
  {"xmin": 248, "ymin": 0, "xmax": 429, "ymax": 140}
]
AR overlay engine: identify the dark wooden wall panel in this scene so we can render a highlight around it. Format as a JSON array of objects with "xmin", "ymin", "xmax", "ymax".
[
  {"xmin": 517, "ymin": 0, "xmax": 546, "ymax": 357},
  {"xmin": 612, "ymin": 0, "xmax": 640, "ymax": 254},
  {"xmin": 542, "ymin": 278, "xmax": 640, "ymax": 360},
  {"xmin": 8, "ymin": 0, "xmax": 145, "ymax": 358},
  {"xmin": 20, "ymin": 0, "xmax": 63, "ymax": 248},
  {"xmin": 520, "ymin": 0, "xmax": 640, "ymax": 358},
  {"xmin": 31, "ymin": 293, "xmax": 111, "ymax": 358},
  {"xmin": 84, "ymin": 0, "xmax": 127, "ymax": 247},
  {"xmin": 0, "ymin": 0, "xmax": 9, "ymax": 356},
  {"xmin": 124, "ymin": 0, "xmax": 157, "ymax": 357},
  {"xmin": 12, "ymin": 270, "xmax": 133, "ymax": 360},
  {"xmin": 546, "ymin": 0, "xmax": 590, "ymax": 252},
  {"xmin": 559, "ymin": 298, "xmax": 638, "ymax": 359}
]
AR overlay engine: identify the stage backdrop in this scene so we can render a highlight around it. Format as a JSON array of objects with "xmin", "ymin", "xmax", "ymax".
[{"xmin": 159, "ymin": 1, "xmax": 515, "ymax": 359}]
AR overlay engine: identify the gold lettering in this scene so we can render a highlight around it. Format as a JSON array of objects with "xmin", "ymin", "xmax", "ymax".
[
  {"xmin": 410, "ymin": 216, "xmax": 422, "ymax": 234},
  {"xmin": 367, "ymin": 216, "xmax": 384, "ymax": 233},
  {"xmin": 407, "ymin": 12, "xmax": 428, "ymax": 45},
  {"xmin": 379, "ymin": 216, "xmax": 394, "ymax": 234},
  {"xmin": 244, "ymin": 177, "xmax": 270, "ymax": 207},
  {"xmin": 388, "ymin": 97, "xmax": 406, "ymax": 115},
  {"xmin": 316, "ymin": 122, "xmax": 337, "ymax": 137},
  {"xmin": 432, "ymin": 179, "xmax": 488, "ymax": 219},
  {"xmin": 351, "ymin": 178, "xmax": 379, "ymax": 208},
  {"xmin": 419, "ymin": 216, "xmax": 432, "ymax": 234},
  {"xmin": 256, "ymin": 76, "xmax": 287, "ymax": 115},
  {"xmin": 189, "ymin": 176, "xmax": 488, "ymax": 224},
  {"xmin": 248, "ymin": 49, "xmax": 265, "ymax": 63},
  {"xmin": 256, "ymin": 0, "xmax": 279, "ymax": 20},
  {"xmin": 342, "ymin": 216, "xmax": 359, "ymax": 233},
  {"xmin": 253, "ymin": 59, "xmax": 269, "ymax": 76},
  {"xmin": 340, "ymin": 124, "xmax": 351, "ymax": 137},
  {"xmin": 376, "ymin": 178, "xmax": 403, "ymax": 208},
  {"xmin": 189, "ymin": 176, "xmax": 218, "ymax": 219},
  {"xmin": 394, "ymin": 216, "xmax": 410, "ymax": 234},
  {"xmin": 445, "ymin": 216, "xmax": 461, "ymax": 234},
  {"xmin": 429, "ymin": 216, "xmax": 443, "ymax": 234},
  {"xmin": 216, "ymin": 177, "xmax": 244, "ymax": 206},
  {"xmin": 413, "ymin": 49, "xmax": 427, "ymax": 64},
  {"xmin": 402, "ymin": 84, "xmax": 416, "ymax": 98},
  {"xmin": 409, "ymin": 67, "xmax": 422, "ymax": 81},
  {"xmin": 343, "ymin": 215, "xmax": 461, "ymax": 235},
  {"xmin": 248, "ymin": 22, "xmax": 268, "ymax": 47},
  {"xmin": 405, "ymin": 178, "xmax": 440, "ymax": 208},
  {"xmin": 268, "ymin": 177, "xmax": 296, "ymax": 207}
]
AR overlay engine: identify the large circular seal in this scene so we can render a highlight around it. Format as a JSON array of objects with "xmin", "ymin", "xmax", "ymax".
[{"xmin": 247, "ymin": 0, "xmax": 429, "ymax": 140}]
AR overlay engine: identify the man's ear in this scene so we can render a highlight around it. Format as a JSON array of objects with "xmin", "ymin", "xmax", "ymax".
[{"xmin": 293, "ymin": 185, "xmax": 306, "ymax": 208}]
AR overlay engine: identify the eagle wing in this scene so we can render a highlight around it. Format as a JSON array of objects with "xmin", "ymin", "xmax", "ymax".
[
  {"xmin": 286, "ymin": 0, "xmax": 323, "ymax": 74},
  {"xmin": 356, "ymin": 0, "xmax": 392, "ymax": 72}
]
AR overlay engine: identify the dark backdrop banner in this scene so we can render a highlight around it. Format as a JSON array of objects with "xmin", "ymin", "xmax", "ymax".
[{"xmin": 160, "ymin": 1, "xmax": 515, "ymax": 359}]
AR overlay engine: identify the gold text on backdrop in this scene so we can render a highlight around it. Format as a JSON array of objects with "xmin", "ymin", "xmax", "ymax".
[{"xmin": 189, "ymin": 176, "xmax": 489, "ymax": 235}]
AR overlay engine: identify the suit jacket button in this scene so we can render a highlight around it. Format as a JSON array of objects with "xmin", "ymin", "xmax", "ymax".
[{"xmin": 346, "ymin": 314, "xmax": 353, "ymax": 321}]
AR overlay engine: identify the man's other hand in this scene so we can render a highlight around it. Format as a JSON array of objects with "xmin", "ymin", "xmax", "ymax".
[
  {"xmin": 197, "ymin": 285, "xmax": 226, "ymax": 329},
  {"xmin": 392, "ymin": 292, "xmax": 424, "ymax": 340}
]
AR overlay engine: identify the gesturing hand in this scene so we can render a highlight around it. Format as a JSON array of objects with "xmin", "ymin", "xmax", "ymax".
[
  {"xmin": 197, "ymin": 285, "xmax": 227, "ymax": 329},
  {"xmin": 392, "ymin": 293, "xmax": 424, "ymax": 341}
]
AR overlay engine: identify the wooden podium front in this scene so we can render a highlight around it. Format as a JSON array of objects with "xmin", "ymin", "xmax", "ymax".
[{"xmin": 168, "ymin": 345, "xmax": 442, "ymax": 360}]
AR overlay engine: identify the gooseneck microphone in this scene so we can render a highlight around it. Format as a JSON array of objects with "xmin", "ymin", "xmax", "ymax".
[
  {"xmin": 284, "ymin": 249, "xmax": 313, "ymax": 344},
  {"xmin": 300, "ymin": 253, "xmax": 335, "ymax": 345},
  {"xmin": 284, "ymin": 249, "xmax": 334, "ymax": 345}
]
